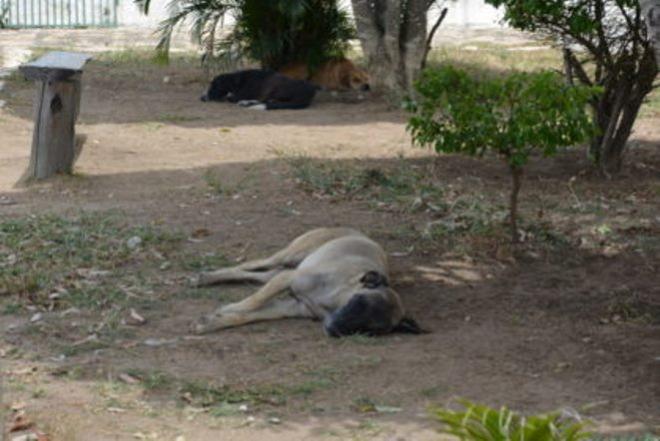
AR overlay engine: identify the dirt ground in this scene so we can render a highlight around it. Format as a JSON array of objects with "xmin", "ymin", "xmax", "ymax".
[{"xmin": 0, "ymin": 45, "xmax": 659, "ymax": 441}]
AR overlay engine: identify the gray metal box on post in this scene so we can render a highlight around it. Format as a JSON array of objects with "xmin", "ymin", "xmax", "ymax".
[{"xmin": 19, "ymin": 51, "xmax": 92, "ymax": 182}]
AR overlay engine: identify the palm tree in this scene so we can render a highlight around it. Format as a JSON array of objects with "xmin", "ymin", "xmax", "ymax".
[{"xmin": 136, "ymin": 0, "xmax": 355, "ymax": 70}]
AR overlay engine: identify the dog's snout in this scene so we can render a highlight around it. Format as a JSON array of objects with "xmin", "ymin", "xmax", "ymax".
[
  {"xmin": 324, "ymin": 323, "xmax": 342, "ymax": 338},
  {"xmin": 361, "ymin": 84, "xmax": 370, "ymax": 92},
  {"xmin": 200, "ymin": 94, "xmax": 209, "ymax": 102}
]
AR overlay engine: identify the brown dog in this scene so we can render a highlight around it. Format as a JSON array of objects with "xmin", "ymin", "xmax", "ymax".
[
  {"xmin": 279, "ymin": 58, "xmax": 370, "ymax": 92},
  {"xmin": 191, "ymin": 228, "xmax": 424, "ymax": 337}
]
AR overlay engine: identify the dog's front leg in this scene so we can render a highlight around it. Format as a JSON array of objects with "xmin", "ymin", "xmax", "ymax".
[
  {"xmin": 190, "ymin": 298, "xmax": 312, "ymax": 334},
  {"xmin": 221, "ymin": 270, "xmax": 295, "ymax": 313},
  {"xmin": 191, "ymin": 270, "xmax": 295, "ymax": 334}
]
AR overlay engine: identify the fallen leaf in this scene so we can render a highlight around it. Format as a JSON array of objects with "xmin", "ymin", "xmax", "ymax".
[
  {"xmin": 11, "ymin": 366, "xmax": 38, "ymax": 376},
  {"xmin": 375, "ymin": 405, "xmax": 402, "ymax": 413},
  {"xmin": 126, "ymin": 308, "xmax": 146, "ymax": 326},
  {"xmin": 119, "ymin": 373, "xmax": 140, "ymax": 384},
  {"xmin": 143, "ymin": 338, "xmax": 178, "ymax": 347},
  {"xmin": 191, "ymin": 228, "xmax": 211, "ymax": 239},
  {"xmin": 30, "ymin": 313, "xmax": 44, "ymax": 323},
  {"xmin": 126, "ymin": 236, "xmax": 143, "ymax": 249},
  {"xmin": 75, "ymin": 268, "xmax": 111, "ymax": 279}
]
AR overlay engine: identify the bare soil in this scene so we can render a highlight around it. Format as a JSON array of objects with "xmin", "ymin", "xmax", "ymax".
[{"xmin": 0, "ymin": 53, "xmax": 659, "ymax": 441}]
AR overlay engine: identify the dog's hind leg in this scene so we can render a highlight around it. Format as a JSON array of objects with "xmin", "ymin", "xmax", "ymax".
[
  {"xmin": 197, "ymin": 228, "xmax": 357, "ymax": 286},
  {"xmin": 196, "ymin": 250, "xmax": 293, "ymax": 287},
  {"xmin": 191, "ymin": 297, "xmax": 312, "ymax": 334}
]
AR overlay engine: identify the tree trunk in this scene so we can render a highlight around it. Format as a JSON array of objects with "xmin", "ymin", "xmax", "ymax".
[
  {"xmin": 509, "ymin": 165, "xmax": 522, "ymax": 244},
  {"xmin": 351, "ymin": 0, "xmax": 433, "ymax": 94},
  {"xmin": 587, "ymin": 49, "xmax": 657, "ymax": 175}
]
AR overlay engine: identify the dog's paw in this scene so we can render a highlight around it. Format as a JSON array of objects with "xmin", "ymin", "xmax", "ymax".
[
  {"xmin": 190, "ymin": 316, "xmax": 213, "ymax": 334},
  {"xmin": 237, "ymin": 100, "xmax": 261, "ymax": 107},
  {"xmin": 248, "ymin": 104, "xmax": 267, "ymax": 111}
]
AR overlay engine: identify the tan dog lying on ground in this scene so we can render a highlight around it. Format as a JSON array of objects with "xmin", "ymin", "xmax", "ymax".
[
  {"xmin": 191, "ymin": 228, "xmax": 425, "ymax": 337},
  {"xmin": 279, "ymin": 58, "xmax": 371, "ymax": 92}
]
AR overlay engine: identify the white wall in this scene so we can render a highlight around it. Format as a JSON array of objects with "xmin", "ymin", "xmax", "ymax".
[
  {"xmin": 117, "ymin": 0, "xmax": 170, "ymax": 26},
  {"xmin": 118, "ymin": 0, "xmax": 505, "ymax": 28},
  {"xmin": 440, "ymin": 0, "xmax": 504, "ymax": 26}
]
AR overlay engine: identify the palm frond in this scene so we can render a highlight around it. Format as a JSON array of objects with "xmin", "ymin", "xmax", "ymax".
[{"xmin": 432, "ymin": 399, "xmax": 592, "ymax": 441}]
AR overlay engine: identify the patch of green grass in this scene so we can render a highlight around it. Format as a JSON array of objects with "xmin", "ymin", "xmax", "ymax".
[
  {"xmin": 423, "ymin": 197, "xmax": 506, "ymax": 240},
  {"xmin": 156, "ymin": 114, "xmax": 203, "ymax": 123},
  {"xmin": 93, "ymin": 49, "xmax": 199, "ymax": 68},
  {"xmin": 1, "ymin": 301, "xmax": 21, "ymax": 315},
  {"xmin": 606, "ymin": 288, "xmax": 659, "ymax": 324},
  {"xmin": 640, "ymin": 88, "xmax": 660, "ymax": 118},
  {"xmin": 209, "ymin": 403, "xmax": 243, "ymax": 417},
  {"xmin": 203, "ymin": 167, "xmax": 258, "ymax": 197},
  {"xmin": 178, "ymin": 252, "xmax": 229, "ymax": 272},
  {"xmin": 180, "ymin": 380, "xmax": 288, "ymax": 407},
  {"xmin": 288, "ymin": 379, "xmax": 334, "ymax": 397},
  {"xmin": 31, "ymin": 388, "xmax": 47, "ymax": 399},
  {"xmin": 282, "ymin": 155, "xmax": 446, "ymax": 213},
  {"xmin": 426, "ymin": 44, "xmax": 562, "ymax": 77},
  {"xmin": 0, "ymin": 212, "xmax": 182, "ymax": 310},
  {"xmin": 135, "ymin": 370, "xmax": 175, "ymax": 391},
  {"xmin": 60, "ymin": 339, "xmax": 110, "ymax": 357}
]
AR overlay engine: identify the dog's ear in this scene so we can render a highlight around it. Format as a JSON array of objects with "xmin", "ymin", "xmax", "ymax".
[
  {"xmin": 360, "ymin": 271, "xmax": 389, "ymax": 289},
  {"xmin": 392, "ymin": 317, "xmax": 429, "ymax": 335}
]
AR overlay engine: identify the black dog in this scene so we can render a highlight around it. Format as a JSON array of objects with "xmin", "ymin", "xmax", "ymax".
[{"xmin": 201, "ymin": 69, "xmax": 317, "ymax": 110}]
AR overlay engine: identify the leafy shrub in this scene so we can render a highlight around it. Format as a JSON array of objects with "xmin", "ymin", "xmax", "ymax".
[
  {"xmin": 433, "ymin": 399, "xmax": 591, "ymax": 441},
  {"xmin": 407, "ymin": 66, "xmax": 598, "ymax": 242},
  {"xmin": 484, "ymin": 0, "xmax": 659, "ymax": 175}
]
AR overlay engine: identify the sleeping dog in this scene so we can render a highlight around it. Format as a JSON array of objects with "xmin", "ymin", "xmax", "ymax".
[
  {"xmin": 191, "ymin": 228, "xmax": 426, "ymax": 337},
  {"xmin": 200, "ymin": 69, "xmax": 317, "ymax": 110},
  {"xmin": 279, "ymin": 58, "xmax": 370, "ymax": 92}
]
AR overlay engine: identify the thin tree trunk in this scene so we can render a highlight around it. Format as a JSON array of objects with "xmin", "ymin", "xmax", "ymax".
[
  {"xmin": 421, "ymin": 7, "xmax": 447, "ymax": 69},
  {"xmin": 351, "ymin": 0, "xmax": 434, "ymax": 94},
  {"xmin": 509, "ymin": 165, "xmax": 523, "ymax": 244},
  {"xmin": 601, "ymin": 94, "xmax": 646, "ymax": 174},
  {"xmin": 591, "ymin": 50, "xmax": 657, "ymax": 175}
]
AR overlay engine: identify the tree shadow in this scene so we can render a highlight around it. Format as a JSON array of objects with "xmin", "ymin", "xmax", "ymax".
[{"xmin": 3, "ymin": 58, "xmax": 406, "ymax": 127}]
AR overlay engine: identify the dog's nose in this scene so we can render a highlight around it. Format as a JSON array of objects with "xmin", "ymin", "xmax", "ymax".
[
  {"xmin": 361, "ymin": 84, "xmax": 370, "ymax": 92},
  {"xmin": 324, "ymin": 323, "xmax": 342, "ymax": 338},
  {"xmin": 200, "ymin": 94, "xmax": 209, "ymax": 102}
]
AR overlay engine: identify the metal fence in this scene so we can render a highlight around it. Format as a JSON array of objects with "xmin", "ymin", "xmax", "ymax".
[{"xmin": 0, "ymin": 0, "xmax": 117, "ymax": 28}]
